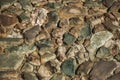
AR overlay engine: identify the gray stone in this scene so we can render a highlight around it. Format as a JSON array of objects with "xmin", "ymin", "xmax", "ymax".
[
  {"xmin": 96, "ymin": 46, "xmax": 111, "ymax": 58},
  {"xmin": 90, "ymin": 60, "xmax": 117, "ymax": 80},
  {"xmin": 45, "ymin": 2, "xmax": 61, "ymax": 9},
  {"xmin": 60, "ymin": 58, "xmax": 76, "ymax": 76},
  {"xmin": 22, "ymin": 72, "xmax": 38, "ymax": 80},
  {"xmin": 63, "ymin": 33, "xmax": 76, "ymax": 45},
  {"xmin": 0, "ymin": 53, "xmax": 24, "ymax": 71}
]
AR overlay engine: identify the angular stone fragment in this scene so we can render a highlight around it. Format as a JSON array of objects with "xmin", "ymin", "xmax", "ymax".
[
  {"xmin": 90, "ymin": 60, "xmax": 117, "ymax": 80},
  {"xmin": 107, "ymin": 72, "xmax": 120, "ymax": 80},
  {"xmin": 63, "ymin": 33, "xmax": 76, "ymax": 45},
  {"xmin": 0, "ymin": 52, "xmax": 24, "ymax": 71},
  {"xmin": 76, "ymin": 61, "xmax": 94, "ymax": 75},
  {"xmin": 114, "ymin": 53, "xmax": 120, "ymax": 62},
  {"xmin": 24, "ymin": 25, "xmax": 41, "ymax": 41},
  {"xmin": 40, "ymin": 53, "xmax": 56, "ymax": 64},
  {"xmin": 78, "ymin": 25, "xmax": 91, "ymax": 40},
  {"xmin": 22, "ymin": 63, "xmax": 33, "ymax": 72},
  {"xmin": 5, "ymin": 44, "xmax": 36, "ymax": 55},
  {"xmin": 38, "ymin": 65, "xmax": 51, "ymax": 78},
  {"xmin": 18, "ymin": 0, "xmax": 33, "ymax": 11},
  {"xmin": 96, "ymin": 46, "xmax": 111, "ymax": 58},
  {"xmin": 22, "ymin": 72, "xmax": 38, "ymax": 80},
  {"xmin": 60, "ymin": 58, "xmax": 76, "ymax": 76},
  {"xmin": 109, "ymin": 2, "xmax": 120, "ymax": 12}
]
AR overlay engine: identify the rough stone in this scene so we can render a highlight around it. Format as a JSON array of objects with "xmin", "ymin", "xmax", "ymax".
[
  {"xmin": 107, "ymin": 72, "xmax": 120, "ymax": 80},
  {"xmin": 0, "ymin": 52, "xmax": 24, "ymax": 71},
  {"xmin": 22, "ymin": 72, "xmax": 38, "ymax": 80},
  {"xmin": 90, "ymin": 60, "xmax": 117, "ymax": 80},
  {"xmin": 96, "ymin": 46, "xmax": 111, "ymax": 58},
  {"xmin": 60, "ymin": 58, "xmax": 76, "ymax": 77},
  {"xmin": 63, "ymin": 33, "xmax": 76, "ymax": 45}
]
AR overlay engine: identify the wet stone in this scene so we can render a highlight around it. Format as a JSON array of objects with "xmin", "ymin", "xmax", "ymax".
[
  {"xmin": 0, "ymin": 52, "xmax": 24, "ymax": 71},
  {"xmin": 107, "ymin": 72, "xmax": 120, "ymax": 80},
  {"xmin": 96, "ymin": 46, "xmax": 111, "ymax": 58},
  {"xmin": 60, "ymin": 58, "xmax": 76, "ymax": 77},
  {"xmin": 90, "ymin": 60, "xmax": 117, "ymax": 80},
  {"xmin": 63, "ymin": 33, "xmax": 76, "ymax": 45},
  {"xmin": 22, "ymin": 72, "xmax": 38, "ymax": 80}
]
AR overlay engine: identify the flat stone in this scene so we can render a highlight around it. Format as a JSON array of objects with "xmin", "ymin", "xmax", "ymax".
[
  {"xmin": 0, "ymin": 14, "xmax": 18, "ymax": 28},
  {"xmin": 107, "ymin": 72, "xmax": 120, "ymax": 80},
  {"xmin": 76, "ymin": 61, "xmax": 94, "ymax": 75},
  {"xmin": 63, "ymin": 33, "xmax": 76, "ymax": 45},
  {"xmin": 0, "ymin": 52, "xmax": 24, "ymax": 71},
  {"xmin": 0, "ymin": 71, "xmax": 19, "ymax": 79},
  {"xmin": 22, "ymin": 72, "xmax": 38, "ymax": 80},
  {"xmin": 60, "ymin": 58, "xmax": 76, "ymax": 77},
  {"xmin": 5, "ymin": 44, "xmax": 36, "ymax": 55},
  {"xmin": 24, "ymin": 25, "xmax": 41, "ymax": 41},
  {"xmin": 90, "ymin": 60, "xmax": 117, "ymax": 80}
]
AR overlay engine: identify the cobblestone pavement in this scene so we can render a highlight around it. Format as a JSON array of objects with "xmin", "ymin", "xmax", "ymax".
[{"xmin": 0, "ymin": 0, "xmax": 120, "ymax": 80}]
